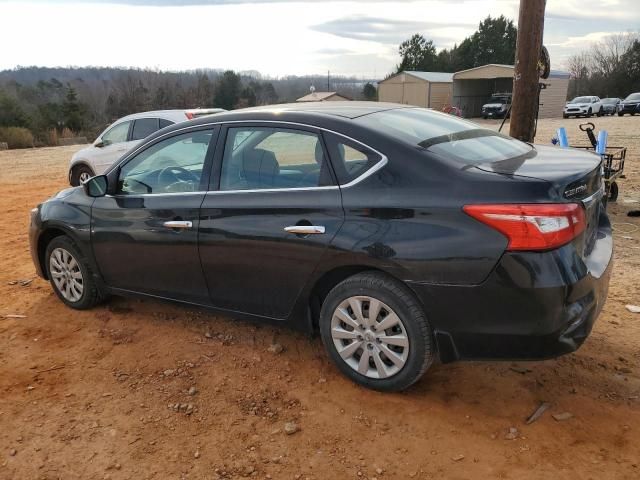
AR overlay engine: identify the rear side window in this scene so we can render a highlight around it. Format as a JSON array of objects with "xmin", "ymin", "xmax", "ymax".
[
  {"xmin": 356, "ymin": 108, "xmax": 532, "ymax": 166},
  {"xmin": 219, "ymin": 127, "xmax": 333, "ymax": 191},
  {"xmin": 324, "ymin": 132, "xmax": 380, "ymax": 184},
  {"xmin": 131, "ymin": 118, "xmax": 159, "ymax": 141},
  {"xmin": 159, "ymin": 118, "xmax": 174, "ymax": 129}
]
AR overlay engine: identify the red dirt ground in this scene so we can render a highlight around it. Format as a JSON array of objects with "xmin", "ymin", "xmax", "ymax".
[{"xmin": 1, "ymin": 116, "xmax": 639, "ymax": 479}]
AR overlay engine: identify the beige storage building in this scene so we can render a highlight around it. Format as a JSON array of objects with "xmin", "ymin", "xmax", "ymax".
[
  {"xmin": 296, "ymin": 91, "xmax": 351, "ymax": 102},
  {"xmin": 377, "ymin": 71, "xmax": 454, "ymax": 110},
  {"xmin": 452, "ymin": 64, "xmax": 570, "ymax": 118}
]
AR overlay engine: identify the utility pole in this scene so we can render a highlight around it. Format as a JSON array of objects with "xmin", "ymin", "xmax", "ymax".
[{"xmin": 509, "ymin": 0, "xmax": 546, "ymax": 142}]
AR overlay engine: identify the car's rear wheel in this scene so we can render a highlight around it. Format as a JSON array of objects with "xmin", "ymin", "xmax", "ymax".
[
  {"xmin": 319, "ymin": 272, "xmax": 434, "ymax": 391},
  {"xmin": 70, "ymin": 164, "xmax": 94, "ymax": 186},
  {"xmin": 45, "ymin": 236, "xmax": 103, "ymax": 309}
]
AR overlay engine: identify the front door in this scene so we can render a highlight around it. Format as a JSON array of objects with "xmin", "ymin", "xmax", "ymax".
[
  {"xmin": 91, "ymin": 127, "xmax": 217, "ymax": 304},
  {"xmin": 199, "ymin": 124, "xmax": 344, "ymax": 319},
  {"xmin": 92, "ymin": 120, "xmax": 134, "ymax": 174}
]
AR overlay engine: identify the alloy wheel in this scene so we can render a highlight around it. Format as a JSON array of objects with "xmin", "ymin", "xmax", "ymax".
[
  {"xmin": 330, "ymin": 296, "xmax": 409, "ymax": 379},
  {"xmin": 49, "ymin": 247, "xmax": 84, "ymax": 302},
  {"xmin": 79, "ymin": 171, "xmax": 92, "ymax": 183}
]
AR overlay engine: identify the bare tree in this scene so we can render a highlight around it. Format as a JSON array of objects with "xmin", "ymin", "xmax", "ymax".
[
  {"xmin": 591, "ymin": 32, "xmax": 639, "ymax": 77},
  {"xmin": 567, "ymin": 52, "xmax": 591, "ymax": 97}
]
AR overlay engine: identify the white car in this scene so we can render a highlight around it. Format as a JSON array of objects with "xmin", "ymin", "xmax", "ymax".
[
  {"xmin": 69, "ymin": 108, "xmax": 224, "ymax": 185},
  {"xmin": 563, "ymin": 96, "xmax": 603, "ymax": 118}
]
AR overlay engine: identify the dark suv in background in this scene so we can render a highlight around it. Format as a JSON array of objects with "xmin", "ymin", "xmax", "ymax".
[
  {"xmin": 29, "ymin": 102, "xmax": 613, "ymax": 391},
  {"xmin": 618, "ymin": 93, "xmax": 640, "ymax": 115}
]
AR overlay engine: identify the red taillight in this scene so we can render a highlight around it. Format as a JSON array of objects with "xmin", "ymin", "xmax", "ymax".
[
  {"xmin": 463, "ymin": 203, "xmax": 586, "ymax": 251},
  {"xmin": 185, "ymin": 112, "xmax": 194, "ymax": 120}
]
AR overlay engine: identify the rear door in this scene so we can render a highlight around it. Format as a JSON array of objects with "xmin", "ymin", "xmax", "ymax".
[{"xmin": 198, "ymin": 123, "xmax": 344, "ymax": 319}]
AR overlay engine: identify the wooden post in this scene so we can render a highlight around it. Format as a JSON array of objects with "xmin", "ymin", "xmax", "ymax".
[{"xmin": 509, "ymin": 0, "xmax": 547, "ymax": 142}]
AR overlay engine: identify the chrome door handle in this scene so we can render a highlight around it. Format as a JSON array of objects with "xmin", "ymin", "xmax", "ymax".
[
  {"xmin": 163, "ymin": 220, "xmax": 193, "ymax": 229},
  {"xmin": 284, "ymin": 225, "xmax": 325, "ymax": 235}
]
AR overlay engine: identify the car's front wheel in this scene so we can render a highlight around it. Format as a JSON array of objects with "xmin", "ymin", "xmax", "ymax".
[
  {"xmin": 70, "ymin": 164, "xmax": 95, "ymax": 186},
  {"xmin": 45, "ymin": 236, "xmax": 103, "ymax": 309},
  {"xmin": 319, "ymin": 272, "xmax": 434, "ymax": 391}
]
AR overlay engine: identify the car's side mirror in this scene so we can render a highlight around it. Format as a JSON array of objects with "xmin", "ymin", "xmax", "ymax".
[{"xmin": 83, "ymin": 175, "xmax": 108, "ymax": 197}]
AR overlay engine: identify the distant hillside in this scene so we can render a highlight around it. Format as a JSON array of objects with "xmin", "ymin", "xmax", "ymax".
[{"xmin": 0, "ymin": 66, "xmax": 378, "ymax": 145}]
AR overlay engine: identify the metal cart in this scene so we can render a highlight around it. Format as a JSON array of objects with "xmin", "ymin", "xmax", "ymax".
[{"xmin": 571, "ymin": 123, "xmax": 627, "ymax": 202}]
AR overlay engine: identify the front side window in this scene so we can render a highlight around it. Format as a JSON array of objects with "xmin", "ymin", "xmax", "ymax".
[
  {"xmin": 131, "ymin": 118, "xmax": 159, "ymax": 141},
  {"xmin": 118, "ymin": 129, "xmax": 213, "ymax": 195},
  {"xmin": 101, "ymin": 121, "xmax": 131, "ymax": 145},
  {"xmin": 219, "ymin": 127, "xmax": 334, "ymax": 191}
]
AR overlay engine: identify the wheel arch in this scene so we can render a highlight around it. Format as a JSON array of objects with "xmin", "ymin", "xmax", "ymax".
[
  {"xmin": 69, "ymin": 161, "xmax": 95, "ymax": 184},
  {"xmin": 37, "ymin": 227, "xmax": 69, "ymax": 280},
  {"xmin": 307, "ymin": 265, "xmax": 419, "ymax": 332}
]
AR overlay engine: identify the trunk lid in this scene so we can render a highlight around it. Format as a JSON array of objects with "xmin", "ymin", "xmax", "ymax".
[{"xmin": 474, "ymin": 144, "xmax": 604, "ymax": 257}]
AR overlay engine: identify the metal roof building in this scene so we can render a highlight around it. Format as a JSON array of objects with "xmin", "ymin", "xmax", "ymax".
[
  {"xmin": 296, "ymin": 91, "xmax": 351, "ymax": 102},
  {"xmin": 377, "ymin": 71, "xmax": 454, "ymax": 110},
  {"xmin": 378, "ymin": 65, "xmax": 570, "ymax": 118},
  {"xmin": 452, "ymin": 64, "xmax": 570, "ymax": 118}
]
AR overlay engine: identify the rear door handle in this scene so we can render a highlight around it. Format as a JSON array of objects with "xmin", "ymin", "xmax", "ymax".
[
  {"xmin": 163, "ymin": 220, "xmax": 193, "ymax": 229},
  {"xmin": 284, "ymin": 225, "xmax": 325, "ymax": 235}
]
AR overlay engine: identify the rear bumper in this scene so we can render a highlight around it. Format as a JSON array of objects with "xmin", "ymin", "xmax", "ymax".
[{"xmin": 408, "ymin": 217, "xmax": 613, "ymax": 362}]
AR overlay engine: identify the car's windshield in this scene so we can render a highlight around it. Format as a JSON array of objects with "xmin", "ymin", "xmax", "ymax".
[
  {"xmin": 602, "ymin": 98, "xmax": 618, "ymax": 104},
  {"xmin": 488, "ymin": 97, "xmax": 509, "ymax": 104},
  {"xmin": 625, "ymin": 93, "xmax": 640, "ymax": 101},
  {"xmin": 356, "ymin": 108, "xmax": 533, "ymax": 166},
  {"xmin": 570, "ymin": 96, "xmax": 592, "ymax": 103}
]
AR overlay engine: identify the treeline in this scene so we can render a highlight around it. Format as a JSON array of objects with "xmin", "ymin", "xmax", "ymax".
[
  {"xmin": 566, "ymin": 33, "xmax": 640, "ymax": 99},
  {"xmin": 396, "ymin": 16, "xmax": 517, "ymax": 74},
  {"xmin": 0, "ymin": 67, "xmax": 374, "ymax": 148}
]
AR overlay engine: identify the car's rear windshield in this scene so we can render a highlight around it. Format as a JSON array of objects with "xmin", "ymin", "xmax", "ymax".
[
  {"xmin": 625, "ymin": 93, "xmax": 640, "ymax": 101},
  {"xmin": 355, "ymin": 108, "xmax": 533, "ymax": 165}
]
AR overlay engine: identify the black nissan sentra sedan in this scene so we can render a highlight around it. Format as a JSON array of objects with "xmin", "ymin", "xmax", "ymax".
[{"xmin": 29, "ymin": 102, "xmax": 612, "ymax": 391}]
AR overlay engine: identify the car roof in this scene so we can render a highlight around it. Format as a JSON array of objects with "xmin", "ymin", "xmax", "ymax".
[
  {"xmin": 183, "ymin": 101, "xmax": 413, "ymax": 125},
  {"xmin": 115, "ymin": 110, "xmax": 190, "ymax": 123},
  {"xmin": 115, "ymin": 108, "xmax": 224, "ymax": 124}
]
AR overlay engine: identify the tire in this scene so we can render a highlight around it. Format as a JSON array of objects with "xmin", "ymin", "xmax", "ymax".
[
  {"xmin": 588, "ymin": 108, "xmax": 593, "ymax": 117},
  {"xmin": 319, "ymin": 271, "xmax": 434, "ymax": 392},
  {"xmin": 618, "ymin": 112, "xmax": 624, "ymax": 117},
  {"xmin": 608, "ymin": 182, "xmax": 619, "ymax": 202},
  {"xmin": 597, "ymin": 108, "xmax": 603, "ymax": 117},
  {"xmin": 70, "ymin": 164, "xmax": 95, "ymax": 187},
  {"xmin": 45, "ymin": 236, "xmax": 103, "ymax": 309}
]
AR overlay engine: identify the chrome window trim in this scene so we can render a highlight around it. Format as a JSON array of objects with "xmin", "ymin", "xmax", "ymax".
[{"xmin": 107, "ymin": 120, "xmax": 388, "ymax": 196}]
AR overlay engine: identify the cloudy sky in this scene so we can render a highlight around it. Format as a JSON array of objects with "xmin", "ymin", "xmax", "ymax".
[{"xmin": 0, "ymin": 0, "xmax": 638, "ymax": 78}]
